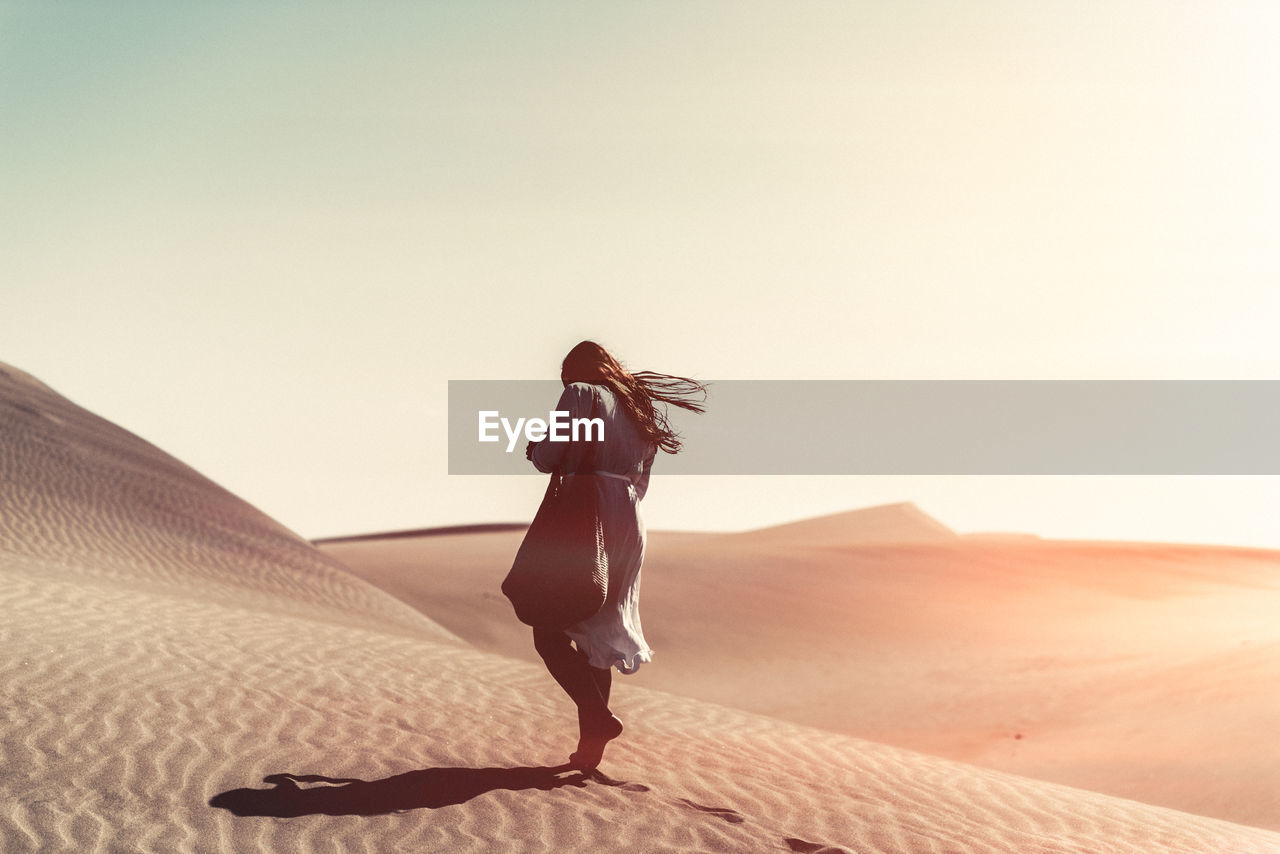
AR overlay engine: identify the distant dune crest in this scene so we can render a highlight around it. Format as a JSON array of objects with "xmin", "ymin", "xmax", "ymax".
[{"xmin": 741, "ymin": 501, "xmax": 957, "ymax": 544}]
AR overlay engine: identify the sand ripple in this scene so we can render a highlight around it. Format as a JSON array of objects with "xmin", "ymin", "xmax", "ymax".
[{"xmin": 0, "ymin": 365, "xmax": 451, "ymax": 637}]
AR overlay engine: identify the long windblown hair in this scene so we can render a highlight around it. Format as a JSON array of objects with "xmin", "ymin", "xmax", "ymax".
[{"xmin": 560, "ymin": 341, "xmax": 706, "ymax": 454}]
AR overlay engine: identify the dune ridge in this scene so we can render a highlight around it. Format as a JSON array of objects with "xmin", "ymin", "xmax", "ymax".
[
  {"xmin": 733, "ymin": 501, "xmax": 958, "ymax": 544},
  {"xmin": 3, "ymin": 363, "xmax": 1279, "ymax": 852},
  {"xmin": 0, "ymin": 365, "xmax": 450, "ymax": 638}
]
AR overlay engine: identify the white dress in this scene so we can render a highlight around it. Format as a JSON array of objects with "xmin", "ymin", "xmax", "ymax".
[{"xmin": 530, "ymin": 382, "xmax": 656, "ymax": 674}]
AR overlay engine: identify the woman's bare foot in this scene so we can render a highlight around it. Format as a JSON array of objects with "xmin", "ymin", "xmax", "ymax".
[{"xmin": 569, "ymin": 714, "xmax": 623, "ymax": 771}]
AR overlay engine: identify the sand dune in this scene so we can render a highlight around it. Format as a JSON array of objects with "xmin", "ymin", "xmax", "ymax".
[
  {"xmin": 726, "ymin": 502, "xmax": 958, "ymax": 545},
  {"xmin": 323, "ymin": 510, "xmax": 1280, "ymax": 832},
  {"xmin": 0, "ymin": 364, "xmax": 448, "ymax": 639},
  {"xmin": 4, "ymin": 364, "xmax": 1280, "ymax": 852}
]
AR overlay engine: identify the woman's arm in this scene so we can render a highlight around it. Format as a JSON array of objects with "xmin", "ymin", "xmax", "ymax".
[{"xmin": 529, "ymin": 383, "xmax": 595, "ymax": 473}]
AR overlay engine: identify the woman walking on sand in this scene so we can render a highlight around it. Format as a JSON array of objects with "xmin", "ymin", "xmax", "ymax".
[{"xmin": 522, "ymin": 341, "xmax": 705, "ymax": 771}]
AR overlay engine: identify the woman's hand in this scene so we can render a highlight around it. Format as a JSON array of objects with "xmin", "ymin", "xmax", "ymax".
[{"xmin": 525, "ymin": 440, "xmax": 538, "ymax": 461}]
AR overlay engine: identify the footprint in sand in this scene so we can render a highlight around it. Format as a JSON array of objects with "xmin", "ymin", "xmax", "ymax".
[
  {"xmin": 674, "ymin": 797, "xmax": 745, "ymax": 824},
  {"xmin": 586, "ymin": 773, "xmax": 744, "ymax": 827},
  {"xmin": 586, "ymin": 770, "xmax": 650, "ymax": 792},
  {"xmin": 783, "ymin": 838, "xmax": 849, "ymax": 854}
]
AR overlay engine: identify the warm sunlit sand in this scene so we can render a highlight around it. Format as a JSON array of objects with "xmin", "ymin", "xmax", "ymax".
[
  {"xmin": 4, "ymin": 361, "xmax": 1280, "ymax": 853},
  {"xmin": 323, "ymin": 508, "xmax": 1280, "ymax": 833}
]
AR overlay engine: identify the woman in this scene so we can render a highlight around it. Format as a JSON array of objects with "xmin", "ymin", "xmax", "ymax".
[{"xmin": 523, "ymin": 341, "xmax": 705, "ymax": 771}]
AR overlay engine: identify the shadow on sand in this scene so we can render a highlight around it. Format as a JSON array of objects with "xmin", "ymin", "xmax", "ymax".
[{"xmin": 209, "ymin": 765, "xmax": 589, "ymax": 817}]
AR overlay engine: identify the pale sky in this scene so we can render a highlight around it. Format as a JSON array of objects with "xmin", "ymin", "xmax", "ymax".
[{"xmin": 3, "ymin": 2, "xmax": 1279, "ymax": 547}]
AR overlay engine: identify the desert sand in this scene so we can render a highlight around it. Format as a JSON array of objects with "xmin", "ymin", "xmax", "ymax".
[
  {"xmin": 322, "ymin": 511, "xmax": 1280, "ymax": 833},
  {"xmin": 3, "ymin": 362, "xmax": 1279, "ymax": 853}
]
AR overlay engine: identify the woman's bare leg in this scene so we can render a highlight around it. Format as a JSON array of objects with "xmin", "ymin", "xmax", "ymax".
[{"xmin": 532, "ymin": 627, "xmax": 622, "ymax": 768}]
